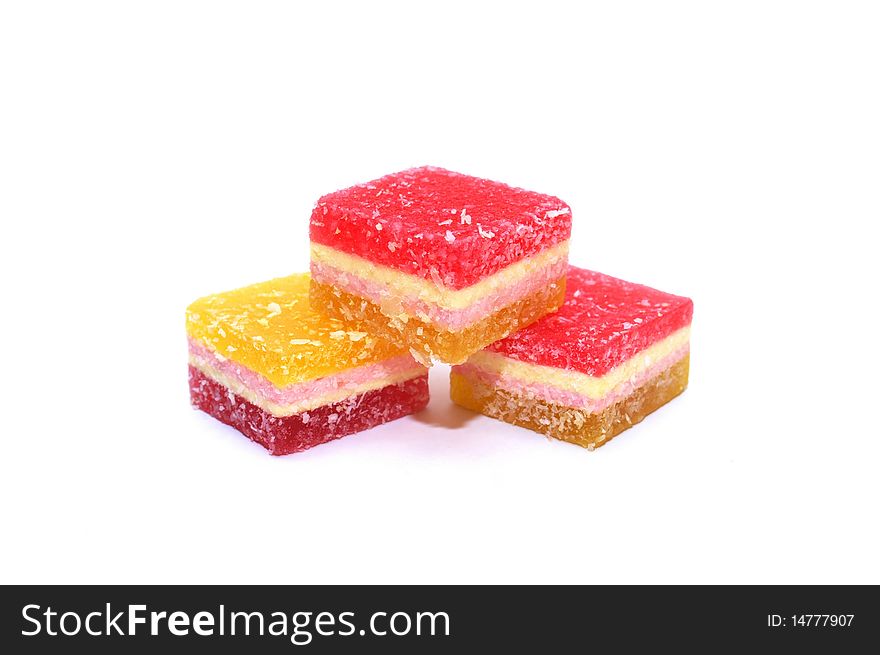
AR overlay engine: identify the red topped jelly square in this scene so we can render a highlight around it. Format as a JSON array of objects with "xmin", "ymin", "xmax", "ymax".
[
  {"xmin": 451, "ymin": 266, "xmax": 693, "ymax": 450},
  {"xmin": 309, "ymin": 166, "xmax": 572, "ymax": 365}
]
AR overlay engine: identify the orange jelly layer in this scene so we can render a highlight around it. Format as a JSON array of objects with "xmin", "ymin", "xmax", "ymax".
[
  {"xmin": 186, "ymin": 274, "xmax": 408, "ymax": 387},
  {"xmin": 309, "ymin": 277, "xmax": 566, "ymax": 365},
  {"xmin": 450, "ymin": 355, "xmax": 689, "ymax": 450}
]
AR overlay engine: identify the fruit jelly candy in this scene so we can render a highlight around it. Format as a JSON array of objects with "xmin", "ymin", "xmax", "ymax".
[
  {"xmin": 186, "ymin": 273, "xmax": 428, "ymax": 454},
  {"xmin": 450, "ymin": 266, "xmax": 693, "ymax": 449},
  {"xmin": 309, "ymin": 166, "xmax": 572, "ymax": 365}
]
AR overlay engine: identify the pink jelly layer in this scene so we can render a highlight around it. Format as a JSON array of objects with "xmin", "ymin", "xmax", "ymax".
[
  {"xmin": 310, "ymin": 256, "xmax": 568, "ymax": 331},
  {"xmin": 188, "ymin": 337, "xmax": 423, "ymax": 410},
  {"xmin": 454, "ymin": 344, "xmax": 690, "ymax": 414},
  {"xmin": 487, "ymin": 266, "xmax": 693, "ymax": 377},
  {"xmin": 310, "ymin": 166, "xmax": 572, "ymax": 289}
]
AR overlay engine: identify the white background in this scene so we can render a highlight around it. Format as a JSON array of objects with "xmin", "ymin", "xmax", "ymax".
[{"xmin": 2, "ymin": 1, "xmax": 878, "ymax": 584}]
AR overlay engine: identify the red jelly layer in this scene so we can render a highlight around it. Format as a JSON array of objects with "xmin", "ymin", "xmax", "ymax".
[
  {"xmin": 487, "ymin": 266, "xmax": 693, "ymax": 377},
  {"xmin": 310, "ymin": 166, "xmax": 571, "ymax": 289},
  {"xmin": 189, "ymin": 366, "xmax": 429, "ymax": 455}
]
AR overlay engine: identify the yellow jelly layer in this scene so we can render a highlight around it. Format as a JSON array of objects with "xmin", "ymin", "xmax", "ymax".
[
  {"xmin": 310, "ymin": 276, "xmax": 566, "ymax": 365},
  {"xmin": 467, "ymin": 327, "xmax": 691, "ymax": 399},
  {"xmin": 451, "ymin": 355, "xmax": 690, "ymax": 450},
  {"xmin": 186, "ymin": 274, "xmax": 408, "ymax": 387},
  {"xmin": 310, "ymin": 240, "xmax": 569, "ymax": 309}
]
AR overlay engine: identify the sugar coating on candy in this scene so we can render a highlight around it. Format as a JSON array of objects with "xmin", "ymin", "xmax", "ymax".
[
  {"xmin": 310, "ymin": 166, "xmax": 571, "ymax": 289},
  {"xmin": 487, "ymin": 266, "xmax": 693, "ymax": 376},
  {"xmin": 186, "ymin": 274, "xmax": 409, "ymax": 386},
  {"xmin": 190, "ymin": 367, "xmax": 429, "ymax": 456}
]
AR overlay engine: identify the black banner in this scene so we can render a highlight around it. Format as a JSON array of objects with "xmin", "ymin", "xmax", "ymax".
[{"xmin": 1, "ymin": 586, "xmax": 875, "ymax": 652}]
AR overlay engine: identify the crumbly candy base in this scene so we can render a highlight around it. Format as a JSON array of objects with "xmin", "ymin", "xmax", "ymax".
[
  {"xmin": 189, "ymin": 366, "xmax": 429, "ymax": 455},
  {"xmin": 309, "ymin": 277, "xmax": 566, "ymax": 365},
  {"xmin": 450, "ymin": 355, "xmax": 689, "ymax": 450}
]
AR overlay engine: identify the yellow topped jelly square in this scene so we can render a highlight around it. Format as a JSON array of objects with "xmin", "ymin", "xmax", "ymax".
[{"xmin": 186, "ymin": 274, "xmax": 429, "ymax": 455}]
